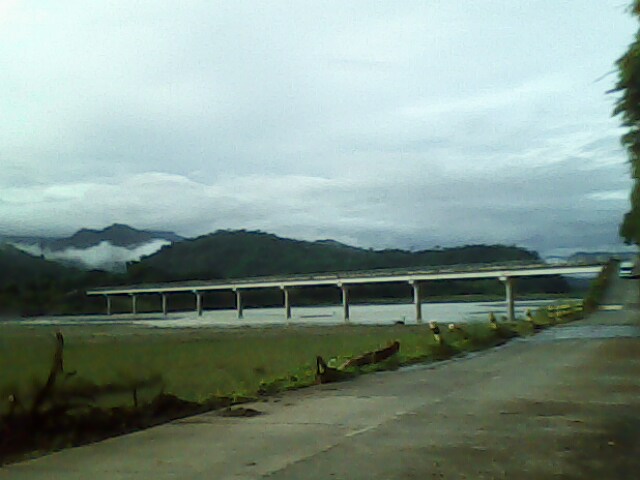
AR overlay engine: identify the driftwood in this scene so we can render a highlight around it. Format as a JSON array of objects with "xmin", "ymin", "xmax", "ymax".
[
  {"xmin": 315, "ymin": 356, "xmax": 350, "ymax": 384},
  {"xmin": 339, "ymin": 341, "xmax": 400, "ymax": 369},
  {"xmin": 316, "ymin": 341, "xmax": 400, "ymax": 384},
  {"xmin": 16, "ymin": 331, "xmax": 164, "ymax": 420},
  {"xmin": 30, "ymin": 331, "xmax": 65, "ymax": 415}
]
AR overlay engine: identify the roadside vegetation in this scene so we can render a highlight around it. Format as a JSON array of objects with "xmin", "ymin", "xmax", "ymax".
[
  {"xmin": 613, "ymin": 0, "xmax": 640, "ymax": 245},
  {"xmin": 582, "ymin": 259, "xmax": 619, "ymax": 313}
]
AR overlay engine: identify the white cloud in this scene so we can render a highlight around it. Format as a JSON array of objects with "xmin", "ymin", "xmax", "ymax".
[
  {"xmin": 0, "ymin": 152, "xmax": 631, "ymax": 255},
  {"xmin": 588, "ymin": 190, "xmax": 628, "ymax": 201},
  {"xmin": 0, "ymin": 1, "xmax": 636, "ymax": 255},
  {"xmin": 13, "ymin": 240, "xmax": 170, "ymax": 271}
]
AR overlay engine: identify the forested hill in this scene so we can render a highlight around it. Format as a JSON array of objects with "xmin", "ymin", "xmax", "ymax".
[
  {"xmin": 0, "ymin": 244, "xmax": 78, "ymax": 288},
  {"xmin": 1, "ymin": 232, "xmax": 566, "ymax": 316},
  {"xmin": 127, "ymin": 230, "xmax": 541, "ymax": 282},
  {"xmin": 0, "ymin": 244, "xmax": 118, "ymax": 315}
]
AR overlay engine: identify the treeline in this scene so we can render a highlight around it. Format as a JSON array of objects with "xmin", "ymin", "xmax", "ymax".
[
  {"xmin": 126, "ymin": 230, "xmax": 542, "ymax": 282},
  {"xmin": 0, "ymin": 231, "xmax": 570, "ymax": 316},
  {"xmin": 0, "ymin": 245, "xmax": 120, "ymax": 316}
]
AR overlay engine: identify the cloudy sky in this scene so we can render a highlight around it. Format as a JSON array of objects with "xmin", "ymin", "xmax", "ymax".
[{"xmin": 0, "ymin": 1, "xmax": 637, "ymax": 255}]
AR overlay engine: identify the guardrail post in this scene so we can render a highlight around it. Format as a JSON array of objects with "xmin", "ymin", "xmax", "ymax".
[
  {"xmin": 340, "ymin": 284, "xmax": 350, "ymax": 323},
  {"xmin": 161, "ymin": 293, "xmax": 168, "ymax": 316},
  {"xmin": 235, "ymin": 289, "xmax": 244, "ymax": 319},
  {"xmin": 281, "ymin": 286, "xmax": 292, "ymax": 321},
  {"xmin": 194, "ymin": 291, "xmax": 203, "ymax": 317},
  {"xmin": 410, "ymin": 281, "xmax": 422, "ymax": 324},
  {"xmin": 105, "ymin": 295, "xmax": 112, "ymax": 316}
]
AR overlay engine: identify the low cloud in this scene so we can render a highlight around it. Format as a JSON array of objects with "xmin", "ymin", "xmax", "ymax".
[
  {"xmin": 13, "ymin": 240, "xmax": 171, "ymax": 271},
  {"xmin": 1, "ymin": 151, "xmax": 631, "ymax": 256}
]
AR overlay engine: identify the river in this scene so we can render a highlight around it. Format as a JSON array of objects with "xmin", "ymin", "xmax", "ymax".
[{"xmin": 7, "ymin": 299, "xmax": 577, "ymax": 329}]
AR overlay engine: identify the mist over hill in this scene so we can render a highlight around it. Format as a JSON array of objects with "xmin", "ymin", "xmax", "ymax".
[
  {"xmin": 46, "ymin": 224, "xmax": 182, "ymax": 250},
  {"xmin": 6, "ymin": 224, "xmax": 182, "ymax": 272}
]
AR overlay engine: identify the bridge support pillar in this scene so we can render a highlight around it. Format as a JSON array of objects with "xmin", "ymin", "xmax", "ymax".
[
  {"xmin": 105, "ymin": 295, "xmax": 112, "ymax": 316},
  {"xmin": 131, "ymin": 294, "xmax": 137, "ymax": 315},
  {"xmin": 501, "ymin": 276, "xmax": 515, "ymax": 322},
  {"xmin": 340, "ymin": 285, "xmax": 350, "ymax": 323},
  {"xmin": 410, "ymin": 281, "xmax": 422, "ymax": 324},
  {"xmin": 235, "ymin": 289, "xmax": 244, "ymax": 319},
  {"xmin": 161, "ymin": 294, "xmax": 168, "ymax": 316},
  {"xmin": 195, "ymin": 291, "xmax": 203, "ymax": 317},
  {"xmin": 281, "ymin": 287, "xmax": 292, "ymax": 321}
]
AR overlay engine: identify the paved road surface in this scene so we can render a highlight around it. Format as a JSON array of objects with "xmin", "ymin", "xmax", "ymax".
[{"xmin": 3, "ymin": 277, "xmax": 639, "ymax": 479}]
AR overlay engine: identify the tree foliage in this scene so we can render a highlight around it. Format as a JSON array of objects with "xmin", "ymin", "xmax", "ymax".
[
  {"xmin": 613, "ymin": 2, "xmax": 640, "ymax": 244},
  {"xmin": 127, "ymin": 230, "xmax": 541, "ymax": 282}
]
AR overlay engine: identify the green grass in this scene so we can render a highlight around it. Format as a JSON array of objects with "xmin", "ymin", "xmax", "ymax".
[
  {"xmin": 0, "ymin": 303, "xmax": 591, "ymax": 463},
  {"xmin": 0, "ymin": 319, "xmax": 536, "ymax": 415},
  {"xmin": 0, "ymin": 324, "xmax": 431, "ymax": 410},
  {"xmin": 0, "ymin": 296, "xmax": 591, "ymax": 416}
]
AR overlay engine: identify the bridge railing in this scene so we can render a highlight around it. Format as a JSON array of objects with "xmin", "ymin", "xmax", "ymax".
[{"xmin": 87, "ymin": 260, "xmax": 604, "ymax": 295}]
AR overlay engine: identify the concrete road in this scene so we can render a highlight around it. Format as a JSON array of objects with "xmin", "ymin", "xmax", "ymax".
[{"xmin": 3, "ymin": 278, "xmax": 639, "ymax": 479}]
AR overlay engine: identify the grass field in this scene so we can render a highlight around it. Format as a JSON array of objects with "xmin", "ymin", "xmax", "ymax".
[
  {"xmin": 0, "ymin": 302, "xmax": 587, "ymax": 463},
  {"xmin": 0, "ymin": 321, "xmax": 518, "ymax": 413}
]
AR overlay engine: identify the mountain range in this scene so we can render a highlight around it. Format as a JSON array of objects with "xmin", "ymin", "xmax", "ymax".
[
  {"xmin": 2, "ymin": 223, "xmax": 632, "ymax": 274},
  {"xmin": 126, "ymin": 229, "xmax": 542, "ymax": 282},
  {"xmin": 567, "ymin": 251, "xmax": 637, "ymax": 263},
  {"xmin": 4, "ymin": 223, "xmax": 182, "ymax": 250},
  {"xmin": 3, "ymin": 224, "xmax": 183, "ymax": 271},
  {"xmin": 0, "ymin": 224, "xmax": 586, "ymax": 315}
]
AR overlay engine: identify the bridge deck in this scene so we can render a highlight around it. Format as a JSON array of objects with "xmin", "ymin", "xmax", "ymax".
[{"xmin": 87, "ymin": 262, "xmax": 603, "ymax": 296}]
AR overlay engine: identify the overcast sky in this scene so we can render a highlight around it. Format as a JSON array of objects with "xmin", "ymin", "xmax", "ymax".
[{"xmin": 0, "ymin": 1, "xmax": 637, "ymax": 255}]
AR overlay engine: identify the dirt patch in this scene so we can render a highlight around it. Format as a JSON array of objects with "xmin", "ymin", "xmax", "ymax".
[
  {"xmin": 499, "ymin": 399, "xmax": 578, "ymax": 418},
  {"xmin": 559, "ymin": 415, "xmax": 640, "ymax": 480},
  {"xmin": 0, "ymin": 393, "xmax": 233, "ymax": 465},
  {"xmin": 219, "ymin": 406, "xmax": 263, "ymax": 418}
]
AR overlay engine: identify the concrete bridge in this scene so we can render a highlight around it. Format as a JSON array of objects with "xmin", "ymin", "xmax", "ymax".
[{"xmin": 87, "ymin": 262, "xmax": 604, "ymax": 323}]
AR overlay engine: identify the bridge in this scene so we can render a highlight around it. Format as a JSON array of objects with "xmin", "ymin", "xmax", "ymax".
[{"xmin": 87, "ymin": 262, "xmax": 604, "ymax": 323}]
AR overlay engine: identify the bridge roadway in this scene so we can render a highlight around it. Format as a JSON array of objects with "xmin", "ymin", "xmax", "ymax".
[{"xmin": 87, "ymin": 262, "xmax": 604, "ymax": 323}]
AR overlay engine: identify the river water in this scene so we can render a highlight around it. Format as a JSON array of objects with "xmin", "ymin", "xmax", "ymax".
[{"xmin": 9, "ymin": 299, "xmax": 576, "ymax": 329}]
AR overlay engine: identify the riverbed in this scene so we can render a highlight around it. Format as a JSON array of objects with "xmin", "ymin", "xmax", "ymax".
[{"xmin": 6, "ymin": 299, "xmax": 578, "ymax": 329}]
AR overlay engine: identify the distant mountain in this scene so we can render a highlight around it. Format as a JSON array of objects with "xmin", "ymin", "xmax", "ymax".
[
  {"xmin": 3, "ymin": 224, "xmax": 182, "ymax": 250},
  {"xmin": 5, "ymin": 224, "xmax": 183, "ymax": 272},
  {"xmin": 47, "ymin": 224, "xmax": 183, "ymax": 251},
  {"xmin": 567, "ymin": 251, "xmax": 637, "ymax": 263},
  {"xmin": 128, "ymin": 229, "xmax": 542, "ymax": 282},
  {"xmin": 544, "ymin": 255, "xmax": 569, "ymax": 265}
]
